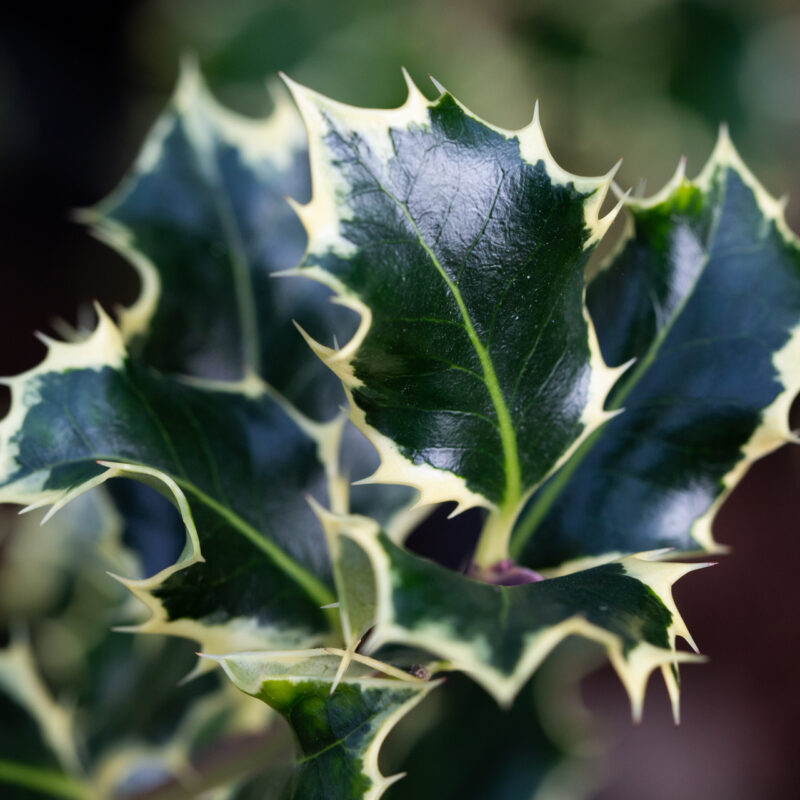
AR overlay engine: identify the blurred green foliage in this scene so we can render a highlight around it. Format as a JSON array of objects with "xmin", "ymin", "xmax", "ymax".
[{"xmin": 128, "ymin": 0, "xmax": 800, "ymax": 206}]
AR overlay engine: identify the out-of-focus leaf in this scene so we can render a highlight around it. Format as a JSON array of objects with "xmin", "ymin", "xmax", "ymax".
[
  {"xmin": 0, "ymin": 496, "xmax": 274, "ymax": 800},
  {"xmin": 82, "ymin": 60, "xmax": 348, "ymax": 421}
]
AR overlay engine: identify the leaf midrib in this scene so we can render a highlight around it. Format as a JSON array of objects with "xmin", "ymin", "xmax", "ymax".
[
  {"xmin": 510, "ymin": 170, "xmax": 729, "ymax": 558},
  {"xmin": 174, "ymin": 478, "xmax": 335, "ymax": 609},
  {"xmin": 190, "ymin": 112, "xmax": 262, "ymax": 379},
  {"xmin": 295, "ymin": 707, "xmax": 380, "ymax": 764},
  {"xmin": 342, "ymin": 135, "xmax": 521, "ymax": 510}
]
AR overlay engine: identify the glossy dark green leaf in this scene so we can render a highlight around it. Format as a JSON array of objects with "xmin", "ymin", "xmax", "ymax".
[
  {"xmin": 82, "ymin": 61, "xmax": 350, "ymax": 421},
  {"xmin": 286, "ymin": 76, "xmax": 624, "ymax": 564},
  {"xmin": 515, "ymin": 134, "xmax": 800, "ymax": 568},
  {"xmin": 213, "ymin": 650, "xmax": 438, "ymax": 800},
  {"xmin": 0, "ymin": 316, "xmax": 337, "ymax": 655},
  {"xmin": 80, "ymin": 62, "xmax": 414, "ymax": 530},
  {"xmin": 1, "ymin": 67, "xmax": 416, "ymax": 673},
  {"xmin": 335, "ymin": 515, "xmax": 704, "ymax": 715}
]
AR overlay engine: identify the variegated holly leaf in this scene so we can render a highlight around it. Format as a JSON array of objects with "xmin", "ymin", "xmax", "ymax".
[
  {"xmin": 328, "ymin": 512, "xmax": 705, "ymax": 716},
  {"xmin": 80, "ymin": 59, "xmax": 349, "ymax": 421},
  {"xmin": 283, "ymin": 74, "xmax": 626, "ymax": 565},
  {"xmin": 0, "ymin": 641, "xmax": 86, "ymax": 800},
  {"xmin": 514, "ymin": 130, "xmax": 800, "ymax": 569},
  {"xmin": 0, "ymin": 66, "xmax": 417, "ymax": 674},
  {"xmin": 78, "ymin": 60, "xmax": 416, "ymax": 528},
  {"xmin": 210, "ymin": 649, "xmax": 439, "ymax": 800},
  {"xmin": 210, "ymin": 648, "xmax": 597, "ymax": 800},
  {"xmin": 0, "ymin": 637, "xmax": 278, "ymax": 800},
  {"xmin": 0, "ymin": 495, "xmax": 275, "ymax": 800},
  {"xmin": 0, "ymin": 312, "xmax": 339, "ymax": 658}
]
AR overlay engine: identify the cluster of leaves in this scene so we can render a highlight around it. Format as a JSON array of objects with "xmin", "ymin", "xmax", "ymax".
[
  {"xmin": 0, "ymin": 488, "xmax": 277, "ymax": 799},
  {"xmin": 2, "ymin": 61, "xmax": 799, "ymax": 798}
]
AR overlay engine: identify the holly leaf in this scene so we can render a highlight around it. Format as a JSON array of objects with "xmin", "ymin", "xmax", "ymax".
[
  {"xmin": 1, "ymin": 66, "xmax": 421, "ymax": 668},
  {"xmin": 79, "ymin": 60, "xmax": 415, "ymax": 526},
  {"xmin": 283, "ymin": 74, "xmax": 626, "ymax": 563},
  {"xmin": 81, "ymin": 59, "xmax": 348, "ymax": 421},
  {"xmin": 329, "ymin": 512, "xmax": 705, "ymax": 715},
  {"xmin": 515, "ymin": 131, "xmax": 800, "ymax": 568},
  {"xmin": 0, "ymin": 313, "xmax": 338, "ymax": 657},
  {"xmin": 210, "ymin": 649, "xmax": 439, "ymax": 800},
  {"xmin": 0, "ymin": 641, "xmax": 84, "ymax": 800},
  {"xmin": 0, "ymin": 493, "xmax": 275, "ymax": 800}
]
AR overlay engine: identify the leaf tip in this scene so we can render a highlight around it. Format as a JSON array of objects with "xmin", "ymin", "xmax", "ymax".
[
  {"xmin": 178, "ymin": 51, "xmax": 201, "ymax": 78},
  {"xmin": 785, "ymin": 429, "xmax": 800, "ymax": 445},
  {"xmin": 174, "ymin": 52, "xmax": 207, "ymax": 111},
  {"xmin": 400, "ymin": 66, "xmax": 428, "ymax": 107},
  {"xmin": 626, "ymin": 156, "xmax": 689, "ymax": 209},
  {"xmin": 70, "ymin": 205, "xmax": 97, "ymax": 226},
  {"xmin": 196, "ymin": 651, "xmax": 221, "ymax": 663},
  {"xmin": 380, "ymin": 772, "xmax": 407, "ymax": 793},
  {"xmin": 105, "ymin": 569, "xmax": 136, "ymax": 589},
  {"xmin": 428, "ymin": 74, "xmax": 447, "ymax": 96},
  {"xmin": 306, "ymin": 493, "xmax": 340, "ymax": 537},
  {"xmin": 293, "ymin": 319, "xmax": 337, "ymax": 362}
]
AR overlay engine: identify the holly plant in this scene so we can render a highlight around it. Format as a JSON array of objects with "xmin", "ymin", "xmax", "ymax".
[{"xmin": 1, "ymin": 62, "xmax": 799, "ymax": 799}]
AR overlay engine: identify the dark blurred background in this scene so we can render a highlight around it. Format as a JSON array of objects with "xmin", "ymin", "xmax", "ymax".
[{"xmin": 1, "ymin": 2, "xmax": 799, "ymax": 798}]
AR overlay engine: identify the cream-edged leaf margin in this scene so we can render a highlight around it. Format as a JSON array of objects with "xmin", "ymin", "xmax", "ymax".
[
  {"xmin": 206, "ymin": 648, "xmax": 440, "ymax": 800},
  {"xmin": 321, "ymin": 509, "xmax": 708, "ymax": 721},
  {"xmin": 690, "ymin": 127, "xmax": 800, "ymax": 550},
  {"xmin": 78, "ymin": 57, "xmax": 308, "ymax": 352},
  {"xmin": 0, "ymin": 305, "xmax": 125, "ymax": 507},
  {"xmin": 599, "ymin": 127, "xmax": 800, "ymax": 554},
  {"xmin": 0, "ymin": 312, "xmax": 342, "ymax": 669},
  {"xmin": 279, "ymin": 72, "xmax": 630, "ymax": 559},
  {"xmin": 0, "ymin": 638, "xmax": 81, "ymax": 774}
]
